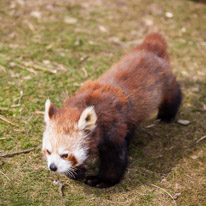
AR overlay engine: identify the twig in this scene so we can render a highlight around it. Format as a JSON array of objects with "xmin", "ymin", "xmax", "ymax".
[
  {"xmin": 141, "ymin": 129, "xmax": 153, "ymax": 137},
  {"xmin": 27, "ymin": 22, "xmax": 36, "ymax": 32},
  {"xmin": 0, "ymin": 170, "xmax": 10, "ymax": 181},
  {"xmin": 146, "ymin": 124, "xmax": 155, "ymax": 128},
  {"xmin": 24, "ymin": 62, "xmax": 57, "ymax": 74},
  {"xmin": 11, "ymin": 104, "xmax": 21, "ymax": 108},
  {"xmin": 13, "ymin": 91, "xmax": 23, "ymax": 103},
  {"xmin": 196, "ymin": 135, "xmax": 206, "ymax": 143},
  {"xmin": 0, "ymin": 107, "xmax": 9, "ymax": 111},
  {"xmin": 12, "ymin": 90, "xmax": 23, "ymax": 108},
  {"xmin": 35, "ymin": 111, "xmax": 44, "ymax": 115},
  {"xmin": 58, "ymin": 181, "xmax": 64, "ymax": 197},
  {"xmin": 137, "ymin": 167, "xmax": 161, "ymax": 176},
  {"xmin": 0, "ymin": 115, "xmax": 18, "ymax": 127},
  {"xmin": 10, "ymin": 62, "xmax": 37, "ymax": 74},
  {"xmin": 151, "ymin": 184, "xmax": 177, "ymax": 206},
  {"xmin": 141, "ymin": 129, "xmax": 161, "ymax": 138},
  {"xmin": 80, "ymin": 55, "xmax": 89, "ymax": 63},
  {"xmin": 0, "ymin": 146, "xmax": 41, "ymax": 158},
  {"xmin": 81, "ymin": 67, "xmax": 88, "ymax": 78}
]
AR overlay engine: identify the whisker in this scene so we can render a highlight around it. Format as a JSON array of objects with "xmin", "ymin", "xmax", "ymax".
[
  {"xmin": 66, "ymin": 168, "xmax": 75, "ymax": 178},
  {"xmin": 70, "ymin": 167, "xmax": 77, "ymax": 175}
]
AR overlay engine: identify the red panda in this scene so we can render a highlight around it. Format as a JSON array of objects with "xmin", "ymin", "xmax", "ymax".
[{"xmin": 42, "ymin": 33, "xmax": 182, "ymax": 188}]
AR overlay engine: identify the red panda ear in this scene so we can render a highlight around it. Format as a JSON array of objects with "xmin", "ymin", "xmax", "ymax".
[
  {"xmin": 78, "ymin": 106, "xmax": 97, "ymax": 131},
  {"xmin": 44, "ymin": 99, "xmax": 57, "ymax": 123}
]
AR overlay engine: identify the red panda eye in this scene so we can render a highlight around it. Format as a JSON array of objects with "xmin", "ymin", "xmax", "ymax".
[
  {"xmin": 61, "ymin": 154, "xmax": 68, "ymax": 159},
  {"xmin": 84, "ymin": 129, "xmax": 90, "ymax": 135},
  {"xmin": 46, "ymin": 150, "xmax": 51, "ymax": 155}
]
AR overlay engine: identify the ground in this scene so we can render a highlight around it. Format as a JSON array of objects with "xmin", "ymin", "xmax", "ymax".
[{"xmin": 0, "ymin": 0, "xmax": 206, "ymax": 205}]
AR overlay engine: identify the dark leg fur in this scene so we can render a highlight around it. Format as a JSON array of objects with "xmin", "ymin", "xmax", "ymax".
[
  {"xmin": 125, "ymin": 127, "xmax": 136, "ymax": 147},
  {"xmin": 85, "ymin": 140, "xmax": 128, "ymax": 188},
  {"xmin": 157, "ymin": 84, "xmax": 182, "ymax": 123}
]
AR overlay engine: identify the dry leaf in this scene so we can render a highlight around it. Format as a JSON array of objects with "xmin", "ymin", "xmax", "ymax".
[
  {"xmin": 109, "ymin": 37, "xmax": 123, "ymax": 46},
  {"xmin": 43, "ymin": 60, "xmax": 51, "ymax": 65},
  {"xmin": 173, "ymin": 192, "xmax": 181, "ymax": 200},
  {"xmin": 30, "ymin": 11, "xmax": 41, "ymax": 19},
  {"xmin": 181, "ymin": 27, "xmax": 186, "ymax": 33},
  {"xmin": 143, "ymin": 18, "xmax": 154, "ymax": 26},
  {"xmin": 98, "ymin": 25, "xmax": 108, "ymax": 33},
  {"xmin": 202, "ymin": 104, "xmax": 206, "ymax": 111},
  {"xmin": 88, "ymin": 40, "xmax": 96, "ymax": 45},
  {"xmin": 9, "ymin": 62, "xmax": 17, "ymax": 67},
  {"xmin": 177, "ymin": 119, "xmax": 190, "ymax": 126},
  {"xmin": 64, "ymin": 17, "xmax": 77, "ymax": 24},
  {"xmin": 191, "ymin": 155, "xmax": 198, "ymax": 160},
  {"xmin": 0, "ymin": 65, "xmax": 6, "ymax": 72}
]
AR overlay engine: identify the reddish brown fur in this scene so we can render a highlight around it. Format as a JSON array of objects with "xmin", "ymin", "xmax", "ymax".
[{"xmin": 53, "ymin": 33, "xmax": 180, "ymax": 153}]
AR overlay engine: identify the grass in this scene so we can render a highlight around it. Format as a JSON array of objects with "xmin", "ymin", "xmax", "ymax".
[{"xmin": 0, "ymin": 0, "xmax": 206, "ymax": 205}]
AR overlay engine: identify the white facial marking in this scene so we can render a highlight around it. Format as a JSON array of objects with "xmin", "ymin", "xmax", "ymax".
[
  {"xmin": 58, "ymin": 146, "xmax": 69, "ymax": 156},
  {"xmin": 42, "ymin": 124, "xmax": 89, "ymax": 174},
  {"xmin": 73, "ymin": 145, "xmax": 88, "ymax": 166}
]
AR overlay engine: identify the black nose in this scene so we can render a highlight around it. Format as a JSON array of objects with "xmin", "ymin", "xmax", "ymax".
[{"xmin": 50, "ymin": 163, "xmax": 57, "ymax": 171}]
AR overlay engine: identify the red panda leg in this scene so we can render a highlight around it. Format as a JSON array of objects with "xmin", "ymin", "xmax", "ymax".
[
  {"xmin": 84, "ymin": 140, "xmax": 128, "ymax": 188},
  {"xmin": 157, "ymin": 82, "xmax": 182, "ymax": 123},
  {"xmin": 65, "ymin": 166, "xmax": 86, "ymax": 180}
]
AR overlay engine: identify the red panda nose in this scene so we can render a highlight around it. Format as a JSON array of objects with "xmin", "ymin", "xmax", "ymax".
[{"xmin": 50, "ymin": 163, "xmax": 57, "ymax": 171}]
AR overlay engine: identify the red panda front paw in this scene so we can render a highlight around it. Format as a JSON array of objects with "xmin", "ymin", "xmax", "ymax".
[
  {"xmin": 84, "ymin": 176, "xmax": 115, "ymax": 188},
  {"xmin": 65, "ymin": 167, "xmax": 86, "ymax": 180}
]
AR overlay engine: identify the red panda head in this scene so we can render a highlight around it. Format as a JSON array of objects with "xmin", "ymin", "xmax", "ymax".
[{"xmin": 42, "ymin": 99, "xmax": 97, "ymax": 176}]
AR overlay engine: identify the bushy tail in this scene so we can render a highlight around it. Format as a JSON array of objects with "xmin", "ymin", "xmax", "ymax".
[{"xmin": 137, "ymin": 33, "xmax": 169, "ymax": 61}]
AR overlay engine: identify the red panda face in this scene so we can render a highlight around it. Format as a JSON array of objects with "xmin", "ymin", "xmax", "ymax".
[{"xmin": 42, "ymin": 99, "xmax": 97, "ymax": 176}]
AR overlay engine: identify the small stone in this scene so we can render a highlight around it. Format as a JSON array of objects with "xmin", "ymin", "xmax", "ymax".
[
  {"xmin": 181, "ymin": 27, "xmax": 186, "ymax": 33},
  {"xmin": 165, "ymin": 12, "xmax": 173, "ymax": 18},
  {"xmin": 177, "ymin": 119, "xmax": 190, "ymax": 126}
]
